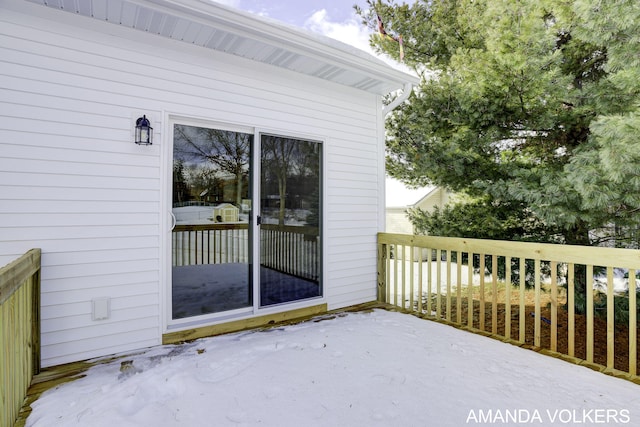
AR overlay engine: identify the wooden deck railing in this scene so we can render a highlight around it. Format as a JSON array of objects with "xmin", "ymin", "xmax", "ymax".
[
  {"xmin": 378, "ymin": 233, "xmax": 639, "ymax": 380},
  {"xmin": 172, "ymin": 223, "xmax": 319, "ymax": 280},
  {"xmin": 0, "ymin": 249, "xmax": 41, "ymax": 427}
]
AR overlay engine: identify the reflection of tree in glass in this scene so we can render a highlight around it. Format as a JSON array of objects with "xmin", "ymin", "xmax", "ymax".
[
  {"xmin": 262, "ymin": 136, "xmax": 295, "ymax": 225},
  {"xmin": 183, "ymin": 163, "xmax": 224, "ymax": 203},
  {"xmin": 261, "ymin": 135, "xmax": 320, "ymax": 226},
  {"xmin": 173, "ymin": 159, "xmax": 190, "ymax": 205},
  {"xmin": 295, "ymin": 142, "xmax": 320, "ymax": 228},
  {"xmin": 174, "ymin": 125, "xmax": 251, "ymax": 206}
]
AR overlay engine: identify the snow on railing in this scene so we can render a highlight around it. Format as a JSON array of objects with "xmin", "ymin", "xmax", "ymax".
[{"xmin": 377, "ymin": 233, "xmax": 639, "ymax": 380}]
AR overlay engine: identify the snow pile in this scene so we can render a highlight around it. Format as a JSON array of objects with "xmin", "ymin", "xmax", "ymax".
[{"xmin": 27, "ymin": 310, "xmax": 638, "ymax": 426}]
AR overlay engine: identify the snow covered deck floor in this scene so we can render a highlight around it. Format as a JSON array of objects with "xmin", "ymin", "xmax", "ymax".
[{"xmin": 18, "ymin": 308, "xmax": 640, "ymax": 427}]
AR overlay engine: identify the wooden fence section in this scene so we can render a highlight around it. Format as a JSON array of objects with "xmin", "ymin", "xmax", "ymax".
[
  {"xmin": 0, "ymin": 249, "xmax": 41, "ymax": 427},
  {"xmin": 377, "ymin": 233, "xmax": 640, "ymax": 380},
  {"xmin": 172, "ymin": 223, "xmax": 319, "ymax": 281}
]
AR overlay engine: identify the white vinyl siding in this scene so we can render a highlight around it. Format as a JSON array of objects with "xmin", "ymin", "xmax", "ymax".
[{"xmin": 1, "ymin": 1, "xmax": 385, "ymax": 366}]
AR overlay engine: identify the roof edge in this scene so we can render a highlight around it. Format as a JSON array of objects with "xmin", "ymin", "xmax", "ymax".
[{"xmin": 146, "ymin": 0, "xmax": 419, "ymax": 89}]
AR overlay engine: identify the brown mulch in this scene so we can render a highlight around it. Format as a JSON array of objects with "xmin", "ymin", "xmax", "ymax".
[{"xmin": 425, "ymin": 291, "xmax": 639, "ymax": 374}]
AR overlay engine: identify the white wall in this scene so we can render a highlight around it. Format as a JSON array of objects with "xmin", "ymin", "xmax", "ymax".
[{"xmin": 0, "ymin": 1, "xmax": 383, "ymax": 366}]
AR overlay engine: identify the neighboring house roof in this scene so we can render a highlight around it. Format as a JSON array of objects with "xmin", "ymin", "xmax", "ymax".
[
  {"xmin": 385, "ymin": 177, "xmax": 434, "ymax": 208},
  {"xmin": 25, "ymin": 0, "xmax": 418, "ymax": 95},
  {"xmin": 413, "ymin": 187, "xmax": 446, "ymax": 208}
]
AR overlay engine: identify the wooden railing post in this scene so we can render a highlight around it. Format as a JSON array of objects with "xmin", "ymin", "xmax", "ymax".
[
  {"xmin": 377, "ymin": 241, "xmax": 387, "ymax": 303},
  {"xmin": 32, "ymin": 265, "xmax": 41, "ymax": 376},
  {"xmin": 0, "ymin": 248, "xmax": 41, "ymax": 427}
]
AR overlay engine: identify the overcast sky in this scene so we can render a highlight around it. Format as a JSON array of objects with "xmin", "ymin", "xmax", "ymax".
[{"xmin": 212, "ymin": 0, "xmax": 369, "ymax": 26}]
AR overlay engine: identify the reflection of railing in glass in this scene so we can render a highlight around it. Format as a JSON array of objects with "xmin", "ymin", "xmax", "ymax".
[
  {"xmin": 172, "ymin": 224, "xmax": 248, "ymax": 266},
  {"xmin": 171, "ymin": 223, "xmax": 319, "ymax": 281},
  {"xmin": 261, "ymin": 224, "xmax": 319, "ymax": 281}
]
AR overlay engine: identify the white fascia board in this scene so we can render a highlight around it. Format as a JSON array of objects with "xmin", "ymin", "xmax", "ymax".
[{"xmin": 142, "ymin": 0, "xmax": 419, "ymax": 92}]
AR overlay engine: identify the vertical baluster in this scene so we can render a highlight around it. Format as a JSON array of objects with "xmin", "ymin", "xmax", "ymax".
[
  {"xmin": 456, "ymin": 252, "xmax": 462, "ymax": 325},
  {"xmin": 551, "ymin": 261, "xmax": 558, "ymax": 352},
  {"xmin": 285, "ymin": 231, "xmax": 289, "ymax": 274},
  {"xmin": 172, "ymin": 232, "xmax": 176, "ymax": 266},
  {"xmin": 534, "ymin": 260, "xmax": 541, "ymax": 348},
  {"xmin": 505, "ymin": 256, "xmax": 512, "ymax": 340},
  {"xmin": 402, "ymin": 245, "xmax": 407, "ymax": 309},
  {"xmin": 176, "ymin": 231, "xmax": 181, "ymax": 266},
  {"xmin": 426, "ymin": 248, "xmax": 433, "ymax": 316},
  {"xmin": 279, "ymin": 228, "xmax": 282, "ymax": 271},
  {"xmin": 492, "ymin": 254, "xmax": 497, "ymax": 335},
  {"xmin": 207, "ymin": 229, "xmax": 211, "ymax": 264},
  {"xmin": 298, "ymin": 232, "xmax": 302, "ymax": 277},
  {"xmin": 586, "ymin": 264, "xmax": 594, "ymax": 363},
  {"xmin": 479, "ymin": 254, "xmax": 485, "ymax": 331},
  {"xmin": 294, "ymin": 231, "xmax": 298, "ymax": 277},
  {"xmin": 228, "ymin": 229, "xmax": 232, "ymax": 264},
  {"xmin": 192, "ymin": 229, "xmax": 196, "ymax": 265},
  {"xmin": 606, "ymin": 266, "xmax": 615, "ymax": 369},
  {"xmin": 436, "ymin": 249, "xmax": 442, "ymax": 318},
  {"xmin": 568, "ymin": 264, "xmax": 575, "ymax": 357},
  {"xmin": 519, "ymin": 258, "xmax": 526, "ymax": 343},
  {"xmin": 446, "ymin": 250, "xmax": 452, "ymax": 322},
  {"xmin": 194, "ymin": 230, "xmax": 203, "ymax": 264},
  {"xmin": 384, "ymin": 244, "xmax": 391, "ymax": 303},
  {"xmin": 393, "ymin": 244, "xmax": 399, "ymax": 307},
  {"xmin": 418, "ymin": 248, "xmax": 423, "ymax": 313},
  {"xmin": 629, "ymin": 268, "xmax": 637, "ymax": 376},
  {"xmin": 213, "ymin": 228, "xmax": 218, "ymax": 264},
  {"xmin": 467, "ymin": 252, "xmax": 473, "ymax": 328},
  {"xmin": 230, "ymin": 229, "xmax": 235, "ymax": 263},
  {"xmin": 410, "ymin": 245, "xmax": 415, "ymax": 311},
  {"xmin": 285, "ymin": 230, "xmax": 288, "ymax": 273}
]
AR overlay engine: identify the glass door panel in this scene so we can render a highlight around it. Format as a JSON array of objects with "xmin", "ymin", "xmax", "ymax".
[
  {"xmin": 260, "ymin": 134, "xmax": 322, "ymax": 306},
  {"xmin": 171, "ymin": 124, "xmax": 252, "ymax": 319}
]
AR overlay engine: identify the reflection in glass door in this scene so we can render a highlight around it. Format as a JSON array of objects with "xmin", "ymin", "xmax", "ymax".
[
  {"xmin": 171, "ymin": 124, "xmax": 252, "ymax": 319},
  {"xmin": 260, "ymin": 134, "xmax": 322, "ymax": 306}
]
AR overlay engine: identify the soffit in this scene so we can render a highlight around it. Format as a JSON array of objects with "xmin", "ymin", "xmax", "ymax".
[{"xmin": 25, "ymin": 0, "xmax": 417, "ymax": 95}]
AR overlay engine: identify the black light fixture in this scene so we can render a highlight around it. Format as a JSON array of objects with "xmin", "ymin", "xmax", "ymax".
[{"xmin": 135, "ymin": 115, "xmax": 153, "ymax": 145}]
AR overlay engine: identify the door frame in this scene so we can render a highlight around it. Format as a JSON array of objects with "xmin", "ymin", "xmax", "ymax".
[{"xmin": 161, "ymin": 114, "xmax": 327, "ymax": 333}]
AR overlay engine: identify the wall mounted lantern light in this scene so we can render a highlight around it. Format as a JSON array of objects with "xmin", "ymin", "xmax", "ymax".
[{"xmin": 134, "ymin": 115, "xmax": 153, "ymax": 145}]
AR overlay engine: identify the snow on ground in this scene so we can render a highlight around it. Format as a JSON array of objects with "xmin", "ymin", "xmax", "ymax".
[
  {"xmin": 27, "ymin": 310, "xmax": 638, "ymax": 427},
  {"xmin": 391, "ymin": 260, "xmax": 639, "ymax": 296}
]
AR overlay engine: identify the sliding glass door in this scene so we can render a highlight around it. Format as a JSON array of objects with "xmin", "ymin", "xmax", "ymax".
[
  {"xmin": 171, "ymin": 124, "xmax": 252, "ymax": 319},
  {"xmin": 170, "ymin": 124, "xmax": 322, "ymax": 321},
  {"xmin": 259, "ymin": 134, "xmax": 322, "ymax": 306}
]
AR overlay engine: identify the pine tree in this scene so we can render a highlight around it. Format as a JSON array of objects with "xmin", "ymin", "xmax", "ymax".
[
  {"xmin": 566, "ymin": 0, "xmax": 640, "ymax": 247},
  {"xmin": 357, "ymin": 0, "xmax": 640, "ymax": 248}
]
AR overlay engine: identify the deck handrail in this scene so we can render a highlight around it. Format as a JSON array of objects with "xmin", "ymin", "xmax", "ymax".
[
  {"xmin": 0, "ymin": 248, "xmax": 41, "ymax": 427},
  {"xmin": 377, "ymin": 233, "xmax": 639, "ymax": 381}
]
